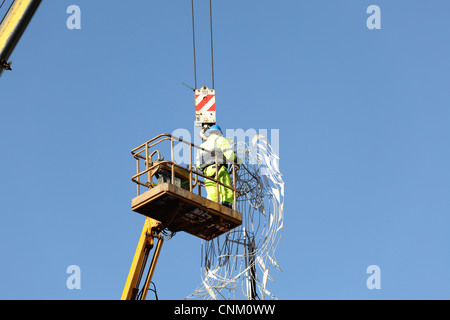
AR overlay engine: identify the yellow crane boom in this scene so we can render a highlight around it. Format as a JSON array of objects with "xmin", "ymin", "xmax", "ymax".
[
  {"xmin": 121, "ymin": 217, "xmax": 164, "ymax": 300},
  {"xmin": 0, "ymin": 0, "xmax": 41, "ymax": 76}
]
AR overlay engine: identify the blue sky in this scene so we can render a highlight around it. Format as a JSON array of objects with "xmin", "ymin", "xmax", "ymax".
[{"xmin": 0, "ymin": 0, "xmax": 449, "ymax": 299}]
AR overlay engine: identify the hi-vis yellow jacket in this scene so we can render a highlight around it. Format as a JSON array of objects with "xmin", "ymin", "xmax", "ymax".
[{"xmin": 196, "ymin": 133, "xmax": 235, "ymax": 171}]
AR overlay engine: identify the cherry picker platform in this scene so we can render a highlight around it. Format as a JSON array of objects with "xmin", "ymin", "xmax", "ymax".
[
  {"xmin": 130, "ymin": 134, "xmax": 242, "ymax": 239},
  {"xmin": 132, "ymin": 182, "xmax": 242, "ymax": 241},
  {"xmin": 122, "ymin": 133, "xmax": 242, "ymax": 300}
]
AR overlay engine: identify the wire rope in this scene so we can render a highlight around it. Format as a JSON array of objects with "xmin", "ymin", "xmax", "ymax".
[
  {"xmin": 209, "ymin": 0, "xmax": 215, "ymax": 89},
  {"xmin": 190, "ymin": 0, "xmax": 216, "ymax": 89},
  {"xmin": 191, "ymin": 0, "xmax": 197, "ymax": 89}
]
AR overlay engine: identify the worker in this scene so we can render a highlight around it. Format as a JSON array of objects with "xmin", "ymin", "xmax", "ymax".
[{"xmin": 196, "ymin": 125, "xmax": 236, "ymax": 208}]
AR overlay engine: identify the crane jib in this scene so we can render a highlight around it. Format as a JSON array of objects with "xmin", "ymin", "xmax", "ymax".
[{"xmin": 0, "ymin": 0, "xmax": 41, "ymax": 74}]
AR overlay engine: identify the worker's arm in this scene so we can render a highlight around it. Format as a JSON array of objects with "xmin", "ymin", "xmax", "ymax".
[{"xmin": 218, "ymin": 137, "xmax": 237, "ymax": 163}]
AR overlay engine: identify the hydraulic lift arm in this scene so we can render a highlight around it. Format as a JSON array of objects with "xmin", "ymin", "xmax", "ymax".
[
  {"xmin": 121, "ymin": 217, "xmax": 164, "ymax": 300},
  {"xmin": 0, "ymin": 0, "xmax": 41, "ymax": 76}
]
